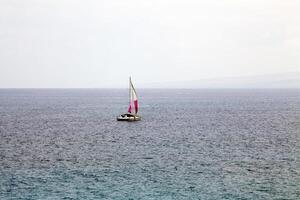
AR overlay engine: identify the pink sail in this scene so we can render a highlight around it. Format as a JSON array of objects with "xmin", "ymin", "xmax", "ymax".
[
  {"xmin": 127, "ymin": 77, "xmax": 138, "ymax": 114},
  {"xmin": 127, "ymin": 104, "xmax": 132, "ymax": 113}
]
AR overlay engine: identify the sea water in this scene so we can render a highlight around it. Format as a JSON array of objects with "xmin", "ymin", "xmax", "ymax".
[{"xmin": 0, "ymin": 89, "xmax": 299, "ymax": 199}]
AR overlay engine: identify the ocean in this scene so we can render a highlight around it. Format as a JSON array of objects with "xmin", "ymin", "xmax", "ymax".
[{"xmin": 0, "ymin": 89, "xmax": 299, "ymax": 199}]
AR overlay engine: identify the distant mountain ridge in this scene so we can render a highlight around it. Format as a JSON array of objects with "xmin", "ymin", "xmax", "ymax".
[{"xmin": 142, "ymin": 72, "xmax": 300, "ymax": 88}]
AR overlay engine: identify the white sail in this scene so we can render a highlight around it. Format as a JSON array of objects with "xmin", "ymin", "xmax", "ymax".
[{"xmin": 127, "ymin": 77, "xmax": 138, "ymax": 114}]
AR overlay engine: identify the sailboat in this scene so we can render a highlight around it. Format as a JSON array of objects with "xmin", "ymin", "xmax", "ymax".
[{"xmin": 117, "ymin": 77, "xmax": 141, "ymax": 121}]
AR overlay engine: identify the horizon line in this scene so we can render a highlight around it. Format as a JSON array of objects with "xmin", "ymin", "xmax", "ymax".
[{"xmin": 0, "ymin": 87, "xmax": 299, "ymax": 90}]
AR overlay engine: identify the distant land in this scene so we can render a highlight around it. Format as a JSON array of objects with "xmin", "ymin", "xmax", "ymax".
[{"xmin": 141, "ymin": 72, "xmax": 300, "ymax": 89}]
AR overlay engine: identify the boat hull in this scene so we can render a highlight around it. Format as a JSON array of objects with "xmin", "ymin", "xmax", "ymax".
[{"xmin": 117, "ymin": 114, "xmax": 141, "ymax": 122}]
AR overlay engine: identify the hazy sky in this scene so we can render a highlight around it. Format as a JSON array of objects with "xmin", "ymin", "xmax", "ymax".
[{"xmin": 0, "ymin": 0, "xmax": 299, "ymax": 88}]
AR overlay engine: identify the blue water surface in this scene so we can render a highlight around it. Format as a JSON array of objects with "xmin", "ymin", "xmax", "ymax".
[{"xmin": 0, "ymin": 89, "xmax": 299, "ymax": 199}]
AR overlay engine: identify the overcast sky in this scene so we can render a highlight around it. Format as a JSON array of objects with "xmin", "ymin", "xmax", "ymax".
[{"xmin": 0, "ymin": 0, "xmax": 299, "ymax": 88}]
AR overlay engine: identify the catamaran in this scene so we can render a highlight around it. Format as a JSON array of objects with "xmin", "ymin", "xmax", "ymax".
[{"xmin": 117, "ymin": 77, "xmax": 141, "ymax": 121}]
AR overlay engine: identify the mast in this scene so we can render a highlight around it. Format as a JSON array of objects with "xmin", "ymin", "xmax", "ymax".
[
  {"xmin": 128, "ymin": 77, "xmax": 132, "ymax": 113},
  {"xmin": 129, "ymin": 76, "xmax": 131, "ymax": 107}
]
